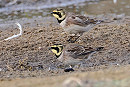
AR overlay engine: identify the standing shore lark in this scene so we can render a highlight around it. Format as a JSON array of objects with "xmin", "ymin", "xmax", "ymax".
[
  {"xmin": 51, "ymin": 8, "xmax": 102, "ymax": 42},
  {"xmin": 49, "ymin": 43, "xmax": 103, "ymax": 67}
]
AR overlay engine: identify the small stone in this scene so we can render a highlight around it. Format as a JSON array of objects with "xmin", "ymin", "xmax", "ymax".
[
  {"xmin": 0, "ymin": 68, "xmax": 2, "ymax": 71},
  {"xmin": 64, "ymin": 68, "xmax": 74, "ymax": 72}
]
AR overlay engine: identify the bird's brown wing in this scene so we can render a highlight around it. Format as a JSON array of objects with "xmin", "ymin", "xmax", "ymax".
[
  {"xmin": 65, "ymin": 43, "xmax": 104, "ymax": 59},
  {"xmin": 76, "ymin": 47, "xmax": 104, "ymax": 59},
  {"xmin": 66, "ymin": 15, "xmax": 87, "ymax": 26},
  {"xmin": 65, "ymin": 44, "xmax": 94, "ymax": 59},
  {"xmin": 66, "ymin": 14, "xmax": 99, "ymax": 27},
  {"xmin": 75, "ymin": 15, "xmax": 101, "ymax": 24}
]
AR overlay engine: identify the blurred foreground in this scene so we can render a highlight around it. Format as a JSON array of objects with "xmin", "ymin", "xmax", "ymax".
[{"xmin": 0, "ymin": 65, "xmax": 130, "ymax": 87}]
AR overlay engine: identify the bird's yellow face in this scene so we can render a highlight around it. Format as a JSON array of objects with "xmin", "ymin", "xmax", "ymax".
[
  {"xmin": 50, "ymin": 44, "xmax": 64, "ymax": 58},
  {"xmin": 51, "ymin": 8, "xmax": 66, "ymax": 21}
]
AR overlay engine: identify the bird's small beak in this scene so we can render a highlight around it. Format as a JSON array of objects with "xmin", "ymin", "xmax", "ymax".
[
  {"xmin": 51, "ymin": 12, "xmax": 53, "ymax": 14},
  {"xmin": 48, "ymin": 47, "xmax": 52, "ymax": 50}
]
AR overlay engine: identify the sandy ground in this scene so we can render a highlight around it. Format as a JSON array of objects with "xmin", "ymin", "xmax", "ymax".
[
  {"xmin": 0, "ymin": 65, "xmax": 130, "ymax": 87},
  {"xmin": 0, "ymin": 15, "xmax": 130, "ymax": 87}
]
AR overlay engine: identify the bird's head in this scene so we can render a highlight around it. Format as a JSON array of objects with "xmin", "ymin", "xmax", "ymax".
[
  {"xmin": 49, "ymin": 44, "xmax": 64, "ymax": 58},
  {"xmin": 51, "ymin": 8, "xmax": 66, "ymax": 23}
]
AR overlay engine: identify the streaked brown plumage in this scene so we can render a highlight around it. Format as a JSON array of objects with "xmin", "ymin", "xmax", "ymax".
[
  {"xmin": 50, "ymin": 43, "xmax": 104, "ymax": 66},
  {"xmin": 51, "ymin": 8, "xmax": 102, "ymax": 42}
]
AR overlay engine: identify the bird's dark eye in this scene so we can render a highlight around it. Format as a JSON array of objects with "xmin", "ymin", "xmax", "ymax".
[
  {"xmin": 51, "ymin": 47, "xmax": 59, "ymax": 53},
  {"xmin": 53, "ymin": 12, "xmax": 62, "ymax": 18},
  {"xmin": 71, "ymin": 16, "xmax": 75, "ymax": 19},
  {"xmin": 53, "ymin": 12, "xmax": 57, "ymax": 14}
]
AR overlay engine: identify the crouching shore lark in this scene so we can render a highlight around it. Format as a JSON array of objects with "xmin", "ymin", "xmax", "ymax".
[
  {"xmin": 51, "ymin": 8, "xmax": 102, "ymax": 42},
  {"xmin": 49, "ymin": 44, "xmax": 104, "ymax": 70}
]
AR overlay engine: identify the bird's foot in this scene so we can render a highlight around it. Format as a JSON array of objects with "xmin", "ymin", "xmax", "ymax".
[{"xmin": 67, "ymin": 35, "xmax": 81, "ymax": 43}]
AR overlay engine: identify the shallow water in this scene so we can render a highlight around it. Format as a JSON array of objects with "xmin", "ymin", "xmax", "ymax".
[{"xmin": 0, "ymin": 0, "xmax": 129, "ymax": 22}]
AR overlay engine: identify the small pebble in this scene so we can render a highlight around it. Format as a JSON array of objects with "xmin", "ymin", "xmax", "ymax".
[
  {"xmin": 0, "ymin": 68, "xmax": 2, "ymax": 71},
  {"xmin": 64, "ymin": 68, "xmax": 74, "ymax": 72}
]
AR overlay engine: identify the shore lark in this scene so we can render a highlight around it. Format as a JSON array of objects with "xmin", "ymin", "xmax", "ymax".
[
  {"xmin": 51, "ymin": 8, "xmax": 102, "ymax": 42},
  {"xmin": 49, "ymin": 43, "xmax": 103, "ymax": 67}
]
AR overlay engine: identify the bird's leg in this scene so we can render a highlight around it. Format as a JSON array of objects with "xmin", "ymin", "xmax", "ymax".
[
  {"xmin": 67, "ymin": 33, "xmax": 82, "ymax": 43},
  {"xmin": 74, "ymin": 33, "xmax": 82, "ymax": 41},
  {"xmin": 70, "ymin": 33, "xmax": 82, "ymax": 43},
  {"xmin": 67, "ymin": 34, "xmax": 76, "ymax": 43},
  {"xmin": 74, "ymin": 62, "xmax": 84, "ymax": 69}
]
